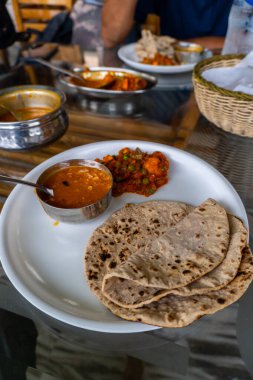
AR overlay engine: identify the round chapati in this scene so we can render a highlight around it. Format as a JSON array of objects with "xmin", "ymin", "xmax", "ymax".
[
  {"xmin": 104, "ymin": 246, "xmax": 253, "ymax": 328},
  {"xmin": 100, "ymin": 214, "xmax": 247, "ymax": 308},
  {"xmin": 102, "ymin": 199, "xmax": 230, "ymax": 306},
  {"xmin": 85, "ymin": 200, "xmax": 192, "ymax": 301},
  {"xmin": 170, "ymin": 215, "xmax": 247, "ymax": 296}
]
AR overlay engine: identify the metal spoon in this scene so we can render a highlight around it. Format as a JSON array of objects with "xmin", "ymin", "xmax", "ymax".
[
  {"xmin": 0, "ymin": 104, "xmax": 21, "ymax": 121},
  {"xmin": 0, "ymin": 174, "xmax": 54, "ymax": 196},
  {"xmin": 33, "ymin": 58, "xmax": 116, "ymax": 89},
  {"xmin": 33, "ymin": 57, "xmax": 86, "ymax": 81}
]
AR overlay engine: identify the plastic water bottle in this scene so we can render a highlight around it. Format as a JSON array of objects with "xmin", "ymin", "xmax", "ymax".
[{"xmin": 222, "ymin": 0, "xmax": 253, "ymax": 54}]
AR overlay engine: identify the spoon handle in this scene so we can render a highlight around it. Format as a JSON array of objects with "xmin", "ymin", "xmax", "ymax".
[
  {"xmin": 0, "ymin": 105, "xmax": 20, "ymax": 121},
  {"xmin": 0, "ymin": 174, "xmax": 53, "ymax": 196},
  {"xmin": 34, "ymin": 58, "xmax": 82, "ymax": 80}
]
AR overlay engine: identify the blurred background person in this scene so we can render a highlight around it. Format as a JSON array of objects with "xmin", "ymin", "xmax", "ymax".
[
  {"xmin": 101, "ymin": 0, "xmax": 234, "ymax": 52},
  {"xmin": 70, "ymin": 0, "xmax": 103, "ymax": 50}
]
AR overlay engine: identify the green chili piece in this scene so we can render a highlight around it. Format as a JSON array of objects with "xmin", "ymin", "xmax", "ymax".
[
  {"xmin": 123, "ymin": 154, "xmax": 129, "ymax": 160},
  {"xmin": 128, "ymin": 164, "xmax": 135, "ymax": 172},
  {"xmin": 142, "ymin": 178, "xmax": 149, "ymax": 185}
]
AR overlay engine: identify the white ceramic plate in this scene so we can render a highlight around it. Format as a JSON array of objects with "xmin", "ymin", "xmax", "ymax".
[
  {"xmin": 0, "ymin": 141, "xmax": 248, "ymax": 333},
  {"xmin": 118, "ymin": 43, "xmax": 212, "ymax": 74}
]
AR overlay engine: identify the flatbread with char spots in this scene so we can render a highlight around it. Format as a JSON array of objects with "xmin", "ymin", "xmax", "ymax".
[{"xmin": 102, "ymin": 199, "xmax": 230, "ymax": 307}]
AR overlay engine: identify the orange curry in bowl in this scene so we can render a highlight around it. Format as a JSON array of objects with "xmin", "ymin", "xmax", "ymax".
[
  {"xmin": 0, "ymin": 107, "xmax": 53, "ymax": 122},
  {"xmin": 40, "ymin": 165, "xmax": 112, "ymax": 209}
]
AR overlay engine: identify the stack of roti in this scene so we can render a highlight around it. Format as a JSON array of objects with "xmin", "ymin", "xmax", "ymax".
[
  {"xmin": 85, "ymin": 199, "xmax": 253, "ymax": 328},
  {"xmin": 135, "ymin": 29, "xmax": 176, "ymax": 60}
]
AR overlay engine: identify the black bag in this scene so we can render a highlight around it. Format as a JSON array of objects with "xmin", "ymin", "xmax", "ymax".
[
  {"xmin": 32, "ymin": 12, "xmax": 73, "ymax": 44},
  {"xmin": 0, "ymin": 0, "xmax": 17, "ymax": 48}
]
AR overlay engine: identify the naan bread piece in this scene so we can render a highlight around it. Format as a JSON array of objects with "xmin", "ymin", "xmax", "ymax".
[
  {"xmin": 135, "ymin": 30, "xmax": 157, "ymax": 59},
  {"xmin": 102, "ymin": 199, "xmax": 230, "ymax": 304},
  {"xmin": 104, "ymin": 246, "xmax": 253, "ymax": 328},
  {"xmin": 155, "ymin": 35, "xmax": 176, "ymax": 56},
  {"xmin": 85, "ymin": 201, "xmax": 193, "ymax": 298},
  {"xmin": 101, "ymin": 214, "xmax": 247, "ymax": 308},
  {"xmin": 135, "ymin": 30, "xmax": 176, "ymax": 59}
]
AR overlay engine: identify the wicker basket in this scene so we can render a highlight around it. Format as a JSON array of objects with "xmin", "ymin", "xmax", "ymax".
[{"xmin": 193, "ymin": 54, "xmax": 253, "ymax": 137}]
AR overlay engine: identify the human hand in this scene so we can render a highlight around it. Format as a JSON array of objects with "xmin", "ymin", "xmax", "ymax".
[{"xmin": 186, "ymin": 36, "xmax": 225, "ymax": 55}]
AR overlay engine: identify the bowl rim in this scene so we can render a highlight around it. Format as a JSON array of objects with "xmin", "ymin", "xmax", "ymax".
[{"xmin": 174, "ymin": 41, "xmax": 204, "ymax": 53}]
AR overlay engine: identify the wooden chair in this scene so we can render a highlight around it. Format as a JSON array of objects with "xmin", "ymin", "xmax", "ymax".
[
  {"xmin": 142, "ymin": 14, "xmax": 161, "ymax": 35},
  {"xmin": 12, "ymin": 0, "xmax": 73, "ymax": 34}
]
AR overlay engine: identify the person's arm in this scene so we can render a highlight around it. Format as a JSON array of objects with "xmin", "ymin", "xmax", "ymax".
[
  {"xmin": 101, "ymin": 0, "xmax": 138, "ymax": 48},
  {"xmin": 186, "ymin": 36, "xmax": 225, "ymax": 54}
]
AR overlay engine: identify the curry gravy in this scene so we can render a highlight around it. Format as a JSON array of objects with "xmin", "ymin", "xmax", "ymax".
[
  {"xmin": 41, "ymin": 165, "xmax": 112, "ymax": 208},
  {"xmin": 0, "ymin": 107, "xmax": 53, "ymax": 122}
]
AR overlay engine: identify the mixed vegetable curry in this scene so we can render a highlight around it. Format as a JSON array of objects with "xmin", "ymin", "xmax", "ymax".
[
  {"xmin": 96, "ymin": 147, "xmax": 169, "ymax": 197},
  {"xmin": 142, "ymin": 53, "xmax": 177, "ymax": 66}
]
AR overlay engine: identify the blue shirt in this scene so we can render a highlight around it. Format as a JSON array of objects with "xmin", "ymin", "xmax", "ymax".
[
  {"xmin": 135, "ymin": 0, "xmax": 233, "ymax": 39},
  {"xmin": 83, "ymin": 0, "xmax": 103, "ymax": 6}
]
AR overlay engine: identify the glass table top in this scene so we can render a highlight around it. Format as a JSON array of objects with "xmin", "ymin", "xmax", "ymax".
[{"xmin": 0, "ymin": 46, "xmax": 253, "ymax": 380}]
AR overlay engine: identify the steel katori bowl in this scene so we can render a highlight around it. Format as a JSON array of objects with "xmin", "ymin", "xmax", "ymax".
[
  {"xmin": 174, "ymin": 41, "xmax": 208, "ymax": 64},
  {"xmin": 0, "ymin": 85, "xmax": 68, "ymax": 150},
  {"xmin": 36, "ymin": 159, "xmax": 113, "ymax": 224}
]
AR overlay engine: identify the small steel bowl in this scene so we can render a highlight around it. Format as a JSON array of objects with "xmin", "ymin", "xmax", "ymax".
[
  {"xmin": 0, "ymin": 85, "xmax": 68, "ymax": 150},
  {"xmin": 174, "ymin": 41, "xmax": 205, "ymax": 64},
  {"xmin": 36, "ymin": 159, "xmax": 113, "ymax": 223}
]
